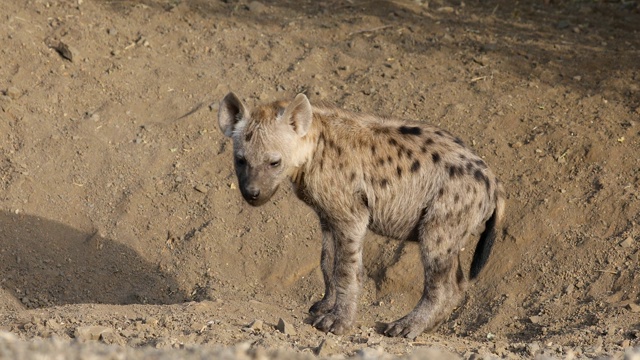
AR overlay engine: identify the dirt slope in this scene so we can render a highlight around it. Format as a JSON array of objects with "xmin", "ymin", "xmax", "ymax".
[{"xmin": 0, "ymin": 0, "xmax": 639, "ymax": 358}]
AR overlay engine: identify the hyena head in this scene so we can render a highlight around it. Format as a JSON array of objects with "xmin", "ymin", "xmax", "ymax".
[{"xmin": 218, "ymin": 92, "xmax": 313, "ymax": 206}]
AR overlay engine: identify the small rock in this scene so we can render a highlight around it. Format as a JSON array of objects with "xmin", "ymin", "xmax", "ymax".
[
  {"xmin": 480, "ymin": 43, "xmax": 498, "ymax": 52},
  {"xmin": 573, "ymin": 75, "xmax": 582, "ymax": 81},
  {"xmin": 247, "ymin": 319, "xmax": 263, "ymax": 331},
  {"xmin": 626, "ymin": 303, "xmax": 640, "ymax": 313},
  {"xmin": 56, "ymin": 41, "xmax": 79, "ymax": 62},
  {"xmin": 144, "ymin": 317, "xmax": 159, "ymax": 326},
  {"xmin": 620, "ymin": 236, "xmax": 635, "ymax": 248},
  {"xmin": 316, "ymin": 338, "xmax": 338, "ymax": 356},
  {"xmin": 565, "ymin": 283, "xmax": 574, "ymax": 294},
  {"xmin": 276, "ymin": 318, "xmax": 296, "ymax": 335},
  {"xmin": 247, "ymin": 1, "xmax": 268, "ymax": 13},
  {"xmin": 74, "ymin": 326, "xmax": 113, "ymax": 341},
  {"xmin": 556, "ymin": 20, "xmax": 571, "ymax": 29},
  {"xmin": 510, "ymin": 141, "xmax": 523, "ymax": 149},
  {"xmin": 5, "ymin": 87, "xmax": 21, "ymax": 100},
  {"xmin": 473, "ymin": 55, "xmax": 489, "ymax": 66},
  {"xmin": 229, "ymin": 183, "xmax": 236, "ymax": 189},
  {"xmin": 529, "ymin": 315, "xmax": 542, "ymax": 324},
  {"xmin": 436, "ymin": 6, "xmax": 455, "ymax": 13},
  {"xmin": 99, "ymin": 330, "xmax": 124, "ymax": 345}
]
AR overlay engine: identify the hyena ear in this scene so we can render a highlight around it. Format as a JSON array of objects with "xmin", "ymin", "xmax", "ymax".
[
  {"xmin": 281, "ymin": 93, "xmax": 313, "ymax": 137},
  {"xmin": 218, "ymin": 92, "xmax": 248, "ymax": 138}
]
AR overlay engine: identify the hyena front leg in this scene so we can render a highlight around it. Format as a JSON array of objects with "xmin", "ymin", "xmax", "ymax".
[
  {"xmin": 309, "ymin": 218, "xmax": 336, "ymax": 316},
  {"xmin": 312, "ymin": 213, "xmax": 368, "ymax": 335},
  {"xmin": 384, "ymin": 223, "xmax": 468, "ymax": 339}
]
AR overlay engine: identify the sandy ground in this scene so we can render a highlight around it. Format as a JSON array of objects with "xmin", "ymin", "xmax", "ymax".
[{"xmin": 1, "ymin": 0, "xmax": 639, "ymax": 358}]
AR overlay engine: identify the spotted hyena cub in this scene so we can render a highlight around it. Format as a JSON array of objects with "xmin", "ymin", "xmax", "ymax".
[{"xmin": 217, "ymin": 92, "xmax": 505, "ymax": 339}]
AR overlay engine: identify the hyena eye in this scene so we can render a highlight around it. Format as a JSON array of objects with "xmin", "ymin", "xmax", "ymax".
[
  {"xmin": 235, "ymin": 156, "xmax": 247, "ymax": 166},
  {"xmin": 270, "ymin": 159, "xmax": 281, "ymax": 167}
]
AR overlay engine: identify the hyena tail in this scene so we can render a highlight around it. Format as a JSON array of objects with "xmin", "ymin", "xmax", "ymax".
[{"xmin": 469, "ymin": 183, "xmax": 505, "ymax": 280}]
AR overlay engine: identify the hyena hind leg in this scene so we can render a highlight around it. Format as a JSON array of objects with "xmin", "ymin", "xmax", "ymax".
[{"xmin": 384, "ymin": 232, "xmax": 467, "ymax": 339}]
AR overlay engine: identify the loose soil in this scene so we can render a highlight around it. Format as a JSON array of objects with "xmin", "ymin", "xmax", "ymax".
[{"xmin": 1, "ymin": 0, "xmax": 639, "ymax": 358}]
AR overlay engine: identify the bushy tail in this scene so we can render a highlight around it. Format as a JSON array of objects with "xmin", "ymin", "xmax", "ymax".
[{"xmin": 469, "ymin": 183, "xmax": 505, "ymax": 280}]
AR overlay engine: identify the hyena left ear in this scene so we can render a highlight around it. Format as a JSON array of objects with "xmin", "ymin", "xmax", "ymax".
[
  {"xmin": 218, "ymin": 92, "xmax": 249, "ymax": 138},
  {"xmin": 281, "ymin": 93, "xmax": 312, "ymax": 137}
]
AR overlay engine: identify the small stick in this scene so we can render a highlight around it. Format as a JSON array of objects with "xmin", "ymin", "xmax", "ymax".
[{"xmin": 470, "ymin": 76, "xmax": 487, "ymax": 83}]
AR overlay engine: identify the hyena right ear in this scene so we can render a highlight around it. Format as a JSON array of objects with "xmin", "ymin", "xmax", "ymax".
[
  {"xmin": 281, "ymin": 93, "xmax": 313, "ymax": 137},
  {"xmin": 218, "ymin": 92, "xmax": 248, "ymax": 138}
]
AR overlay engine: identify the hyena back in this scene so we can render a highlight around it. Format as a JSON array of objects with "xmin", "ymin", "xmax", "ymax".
[{"xmin": 217, "ymin": 92, "xmax": 505, "ymax": 339}]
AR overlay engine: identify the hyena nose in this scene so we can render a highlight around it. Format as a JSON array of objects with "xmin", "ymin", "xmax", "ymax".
[{"xmin": 246, "ymin": 187, "xmax": 260, "ymax": 200}]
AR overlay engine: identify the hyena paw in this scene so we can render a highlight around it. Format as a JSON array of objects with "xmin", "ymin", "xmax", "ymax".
[
  {"xmin": 383, "ymin": 315, "xmax": 427, "ymax": 340},
  {"xmin": 312, "ymin": 312, "xmax": 352, "ymax": 335},
  {"xmin": 309, "ymin": 299, "xmax": 335, "ymax": 316}
]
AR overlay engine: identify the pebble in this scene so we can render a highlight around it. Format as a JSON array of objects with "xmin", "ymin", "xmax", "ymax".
[
  {"xmin": 5, "ymin": 87, "xmax": 21, "ymax": 100},
  {"xmin": 626, "ymin": 303, "xmax": 640, "ymax": 313},
  {"xmin": 620, "ymin": 236, "xmax": 635, "ymax": 248},
  {"xmin": 55, "ymin": 41, "xmax": 78, "ymax": 62},
  {"xmin": 248, "ymin": 1, "xmax": 268, "ymax": 13},
  {"xmin": 529, "ymin": 316, "xmax": 542, "ymax": 324},
  {"xmin": 74, "ymin": 326, "xmax": 113, "ymax": 342},
  {"xmin": 276, "ymin": 318, "xmax": 296, "ymax": 335},
  {"xmin": 247, "ymin": 319, "xmax": 263, "ymax": 331},
  {"xmin": 436, "ymin": 6, "xmax": 455, "ymax": 13}
]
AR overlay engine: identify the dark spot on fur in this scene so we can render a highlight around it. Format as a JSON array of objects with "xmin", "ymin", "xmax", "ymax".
[
  {"xmin": 319, "ymin": 159, "xmax": 324, "ymax": 170},
  {"xmin": 432, "ymin": 152, "xmax": 441, "ymax": 164},
  {"xmin": 374, "ymin": 127, "xmax": 391, "ymax": 134},
  {"xmin": 389, "ymin": 138, "xmax": 398, "ymax": 146},
  {"xmin": 454, "ymin": 193, "xmax": 460, "ymax": 203},
  {"xmin": 377, "ymin": 157, "xmax": 385, "ymax": 166},
  {"xmin": 477, "ymin": 201, "xmax": 483, "ymax": 209},
  {"xmin": 474, "ymin": 159, "xmax": 487, "ymax": 168},
  {"xmin": 454, "ymin": 137, "xmax": 465, "ymax": 146},
  {"xmin": 406, "ymin": 149, "xmax": 414, "ymax": 159},
  {"xmin": 438, "ymin": 188, "xmax": 446, "ymax": 197},
  {"xmin": 350, "ymin": 172, "xmax": 356, "ymax": 182},
  {"xmin": 474, "ymin": 169, "xmax": 491, "ymax": 190},
  {"xmin": 399, "ymin": 126, "xmax": 422, "ymax": 136},
  {"xmin": 466, "ymin": 162, "xmax": 474, "ymax": 172},
  {"xmin": 396, "ymin": 166, "xmax": 403, "ymax": 177},
  {"xmin": 360, "ymin": 191, "xmax": 369, "ymax": 208},
  {"xmin": 424, "ymin": 138, "xmax": 434, "ymax": 146},
  {"xmin": 420, "ymin": 145, "xmax": 428, "ymax": 153},
  {"xmin": 338, "ymin": 162, "xmax": 344, "ymax": 170},
  {"xmin": 336, "ymin": 146, "xmax": 343, "ymax": 156},
  {"xmin": 371, "ymin": 145, "xmax": 377, "ymax": 155},
  {"xmin": 380, "ymin": 178, "xmax": 389, "ymax": 188},
  {"xmin": 244, "ymin": 131, "xmax": 253, "ymax": 142},
  {"xmin": 410, "ymin": 160, "xmax": 421, "ymax": 173},
  {"xmin": 462, "ymin": 230, "xmax": 468, "ymax": 238},
  {"xmin": 448, "ymin": 164, "xmax": 464, "ymax": 178},
  {"xmin": 387, "ymin": 155, "xmax": 393, "ymax": 164},
  {"xmin": 435, "ymin": 130, "xmax": 444, "ymax": 137},
  {"xmin": 447, "ymin": 248, "xmax": 452, "ymax": 254},
  {"xmin": 436, "ymin": 235, "xmax": 442, "ymax": 245}
]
